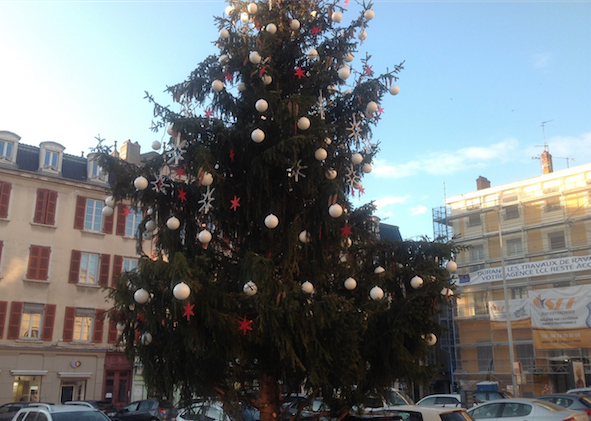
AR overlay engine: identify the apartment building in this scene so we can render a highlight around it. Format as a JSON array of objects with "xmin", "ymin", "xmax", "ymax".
[
  {"xmin": 434, "ymin": 152, "xmax": 591, "ymax": 397},
  {"xmin": 0, "ymin": 131, "xmax": 150, "ymax": 406}
]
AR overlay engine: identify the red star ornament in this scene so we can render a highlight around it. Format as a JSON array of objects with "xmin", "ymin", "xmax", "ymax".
[
  {"xmin": 310, "ymin": 25, "xmax": 321, "ymax": 35},
  {"xmin": 178, "ymin": 188, "xmax": 187, "ymax": 203},
  {"xmin": 123, "ymin": 205, "xmax": 132, "ymax": 217},
  {"xmin": 359, "ymin": 186, "xmax": 366, "ymax": 195},
  {"xmin": 183, "ymin": 302, "xmax": 195, "ymax": 321},
  {"xmin": 204, "ymin": 109, "xmax": 214, "ymax": 119},
  {"xmin": 230, "ymin": 195, "xmax": 241, "ymax": 211},
  {"xmin": 259, "ymin": 65, "xmax": 267, "ymax": 77},
  {"xmin": 363, "ymin": 65, "xmax": 373, "ymax": 76},
  {"xmin": 340, "ymin": 223, "xmax": 353, "ymax": 237},
  {"xmin": 229, "ymin": 149, "xmax": 235, "ymax": 162},
  {"xmin": 294, "ymin": 67, "xmax": 306, "ymax": 79},
  {"xmin": 224, "ymin": 72, "xmax": 233, "ymax": 82},
  {"xmin": 377, "ymin": 106, "xmax": 385, "ymax": 114},
  {"xmin": 238, "ymin": 316, "xmax": 253, "ymax": 335},
  {"xmin": 176, "ymin": 165, "xmax": 187, "ymax": 178}
]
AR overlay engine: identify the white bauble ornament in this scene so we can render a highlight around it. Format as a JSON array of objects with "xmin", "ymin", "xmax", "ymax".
[
  {"xmin": 247, "ymin": 2, "xmax": 258, "ymax": 14},
  {"xmin": 297, "ymin": 117, "xmax": 310, "ymax": 130},
  {"xmin": 102, "ymin": 206, "xmax": 114, "ymax": 217},
  {"xmin": 358, "ymin": 29, "xmax": 367, "ymax": 41},
  {"xmin": 307, "ymin": 48, "xmax": 318, "ymax": 59},
  {"xmin": 344, "ymin": 89, "xmax": 352, "ymax": 95},
  {"xmin": 219, "ymin": 54, "xmax": 229, "ymax": 65},
  {"xmin": 237, "ymin": 82, "xmax": 247, "ymax": 92},
  {"xmin": 298, "ymin": 230, "xmax": 310, "ymax": 243},
  {"xmin": 351, "ymin": 153, "xmax": 363, "ymax": 165},
  {"xmin": 173, "ymin": 282, "xmax": 191, "ymax": 300},
  {"xmin": 338, "ymin": 66, "xmax": 350, "ymax": 80},
  {"xmin": 374, "ymin": 266, "xmax": 385, "ymax": 274},
  {"xmin": 134, "ymin": 176, "xmax": 149, "ymax": 190},
  {"xmin": 167, "ymin": 124, "xmax": 175, "ymax": 135},
  {"xmin": 301, "ymin": 281, "xmax": 314, "ymax": 294},
  {"xmin": 201, "ymin": 172, "xmax": 214, "ymax": 186},
  {"xmin": 105, "ymin": 195, "xmax": 115, "ymax": 208},
  {"xmin": 362, "ymin": 163, "xmax": 373, "ymax": 174},
  {"xmin": 116, "ymin": 322, "xmax": 125, "ymax": 332},
  {"xmin": 370, "ymin": 286, "xmax": 384, "ymax": 300},
  {"xmin": 140, "ymin": 332, "xmax": 152, "ymax": 345},
  {"xmin": 264, "ymin": 214, "xmax": 279, "ymax": 229},
  {"xmin": 262, "ymin": 74, "xmax": 272, "ymax": 85},
  {"xmin": 240, "ymin": 12, "xmax": 249, "ymax": 22},
  {"xmin": 219, "ymin": 29, "xmax": 230, "ymax": 39},
  {"xmin": 134, "ymin": 288, "xmax": 150, "ymax": 304},
  {"xmin": 364, "ymin": 9, "xmax": 375, "ymax": 20},
  {"xmin": 255, "ymin": 99, "xmax": 268, "ymax": 112},
  {"xmin": 243, "ymin": 281, "xmax": 258, "ymax": 296},
  {"xmin": 344, "ymin": 277, "xmax": 357, "ymax": 290},
  {"xmin": 441, "ymin": 287, "xmax": 454, "ymax": 297},
  {"xmin": 325, "ymin": 168, "xmax": 337, "ymax": 180},
  {"xmin": 212, "ymin": 80, "xmax": 224, "ymax": 92},
  {"xmin": 389, "ymin": 84, "xmax": 400, "ymax": 95},
  {"xmin": 225, "ymin": 5, "xmax": 234, "ymax": 15},
  {"xmin": 249, "ymin": 51, "xmax": 262, "ymax": 64},
  {"xmin": 328, "ymin": 204, "xmax": 343, "ymax": 218},
  {"xmin": 145, "ymin": 220, "xmax": 156, "ymax": 232},
  {"xmin": 410, "ymin": 275, "xmax": 424, "ymax": 289},
  {"xmin": 344, "ymin": 52, "xmax": 354, "ymax": 62},
  {"xmin": 266, "ymin": 23, "xmax": 277, "ymax": 34},
  {"xmin": 324, "ymin": 137, "xmax": 332, "ymax": 145},
  {"xmin": 290, "ymin": 19, "xmax": 300, "ymax": 30},
  {"xmin": 423, "ymin": 333, "xmax": 438, "ymax": 346},
  {"xmin": 331, "ymin": 11, "xmax": 342, "ymax": 22},
  {"xmin": 251, "ymin": 128, "xmax": 265, "ymax": 143},
  {"xmin": 314, "ymin": 148, "xmax": 327, "ymax": 161},
  {"xmin": 166, "ymin": 216, "xmax": 180, "ymax": 230},
  {"xmin": 366, "ymin": 101, "xmax": 378, "ymax": 114},
  {"xmin": 151, "ymin": 140, "xmax": 161, "ymax": 150},
  {"xmin": 446, "ymin": 261, "xmax": 458, "ymax": 273},
  {"xmin": 198, "ymin": 230, "xmax": 212, "ymax": 244},
  {"xmin": 146, "ymin": 208, "xmax": 154, "ymax": 216}
]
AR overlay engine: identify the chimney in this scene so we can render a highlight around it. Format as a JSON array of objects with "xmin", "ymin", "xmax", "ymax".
[
  {"xmin": 541, "ymin": 150, "xmax": 553, "ymax": 174},
  {"xmin": 476, "ymin": 176, "xmax": 491, "ymax": 191},
  {"xmin": 120, "ymin": 140, "xmax": 141, "ymax": 164}
]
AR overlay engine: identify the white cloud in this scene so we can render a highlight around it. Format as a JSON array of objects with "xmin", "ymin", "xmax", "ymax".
[
  {"xmin": 410, "ymin": 205, "xmax": 427, "ymax": 216},
  {"xmin": 374, "ymin": 195, "xmax": 409, "ymax": 209}
]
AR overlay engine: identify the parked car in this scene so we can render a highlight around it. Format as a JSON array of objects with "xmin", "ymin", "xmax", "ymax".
[
  {"xmin": 65, "ymin": 400, "xmax": 119, "ymax": 419},
  {"xmin": 471, "ymin": 391, "xmax": 509, "ymax": 403},
  {"xmin": 417, "ymin": 395, "xmax": 463, "ymax": 408},
  {"xmin": 536, "ymin": 394, "xmax": 591, "ymax": 418},
  {"xmin": 387, "ymin": 405, "xmax": 474, "ymax": 421},
  {"xmin": 177, "ymin": 400, "xmax": 260, "ymax": 421},
  {"xmin": 281, "ymin": 397, "xmax": 331, "ymax": 421},
  {"xmin": 0, "ymin": 403, "xmax": 33, "ymax": 421},
  {"xmin": 349, "ymin": 391, "xmax": 414, "ymax": 420},
  {"xmin": 467, "ymin": 398, "xmax": 588, "ymax": 421},
  {"xmin": 114, "ymin": 399, "xmax": 176, "ymax": 421},
  {"xmin": 569, "ymin": 389, "xmax": 591, "ymax": 397},
  {"xmin": 11, "ymin": 402, "xmax": 111, "ymax": 421}
]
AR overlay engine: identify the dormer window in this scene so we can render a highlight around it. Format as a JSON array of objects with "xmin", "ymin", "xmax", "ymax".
[
  {"xmin": 86, "ymin": 153, "xmax": 108, "ymax": 184},
  {"xmin": 44, "ymin": 150, "xmax": 58, "ymax": 169},
  {"xmin": 38, "ymin": 141, "xmax": 65, "ymax": 175},
  {"xmin": 0, "ymin": 140, "xmax": 13, "ymax": 161},
  {"xmin": 0, "ymin": 131, "xmax": 20, "ymax": 164}
]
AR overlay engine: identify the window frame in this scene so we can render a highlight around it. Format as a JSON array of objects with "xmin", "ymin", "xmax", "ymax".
[
  {"xmin": 73, "ymin": 308, "xmax": 95, "ymax": 342},
  {"xmin": 20, "ymin": 303, "xmax": 44, "ymax": 340},
  {"xmin": 506, "ymin": 238, "xmax": 523, "ymax": 256},
  {"xmin": 33, "ymin": 189, "xmax": 58, "ymax": 226},
  {"xmin": 79, "ymin": 252, "xmax": 101, "ymax": 285},
  {"xmin": 470, "ymin": 244, "xmax": 485, "ymax": 262},
  {"xmin": 124, "ymin": 209, "xmax": 143, "ymax": 238},
  {"xmin": 84, "ymin": 199, "xmax": 103, "ymax": 232},
  {"xmin": 467, "ymin": 213, "xmax": 481, "ymax": 228},
  {"xmin": 0, "ymin": 140, "xmax": 14, "ymax": 162},
  {"xmin": 548, "ymin": 231, "xmax": 566, "ymax": 251},
  {"xmin": 504, "ymin": 205, "xmax": 520, "ymax": 221}
]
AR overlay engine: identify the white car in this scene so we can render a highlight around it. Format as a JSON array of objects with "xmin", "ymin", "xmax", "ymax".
[
  {"xmin": 417, "ymin": 395, "xmax": 463, "ymax": 408},
  {"xmin": 387, "ymin": 404, "xmax": 474, "ymax": 421},
  {"xmin": 467, "ymin": 398, "xmax": 588, "ymax": 421},
  {"xmin": 177, "ymin": 401, "xmax": 259, "ymax": 421}
]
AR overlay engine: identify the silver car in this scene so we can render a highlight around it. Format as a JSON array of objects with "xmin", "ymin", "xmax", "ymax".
[{"xmin": 468, "ymin": 398, "xmax": 588, "ymax": 421}]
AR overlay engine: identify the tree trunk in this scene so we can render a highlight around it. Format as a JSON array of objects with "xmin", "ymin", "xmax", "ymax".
[{"xmin": 258, "ymin": 374, "xmax": 281, "ymax": 421}]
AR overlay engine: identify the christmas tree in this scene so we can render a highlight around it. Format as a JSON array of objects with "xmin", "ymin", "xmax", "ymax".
[{"xmin": 96, "ymin": 0, "xmax": 458, "ymax": 419}]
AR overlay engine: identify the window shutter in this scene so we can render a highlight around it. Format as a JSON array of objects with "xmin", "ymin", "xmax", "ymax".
[
  {"xmin": 38, "ymin": 246, "xmax": 51, "ymax": 281},
  {"xmin": 0, "ymin": 181, "xmax": 11, "ymax": 218},
  {"xmin": 74, "ymin": 196, "xmax": 86, "ymax": 229},
  {"xmin": 34, "ymin": 189, "xmax": 47, "ymax": 223},
  {"xmin": 112, "ymin": 255, "xmax": 123, "ymax": 287},
  {"xmin": 7, "ymin": 301, "xmax": 23, "ymax": 340},
  {"xmin": 46, "ymin": 190, "xmax": 58, "ymax": 225},
  {"xmin": 27, "ymin": 245, "xmax": 41, "ymax": 280},
  {"xmin": 0, "ymin": 301, "xmax": 7, "ymax": 339},
  {"xmin": 63, "ymin": 307, "xmax": 76, "ymax": 342},
  {"xmin": 0, "ymin": 240, "xmax": 3, "ymax": 268},
  {"xmin": 99, "ymin": 254, "xmax": 110, "ymax": 286},
  {"xmin": 69, "ymin": 250, "xmax": 81, "ymax": 284},
  {"xmin": 103, "ymin": 211, "xmax": 114, "ymax": 234},
  {"xmin": 93, "ymin": 309, "xmax": 105, "ymax": 343},
  {"xmin": 107, "ymin": 319, "xmax": 119, "ymax": 344},
  {"xmin": 42, "ymin": 304, "xmax": 56, "ymax": 341},
  {"xmin": 116, "ymin": 204, "xmax": 127, "ymax": 236}
]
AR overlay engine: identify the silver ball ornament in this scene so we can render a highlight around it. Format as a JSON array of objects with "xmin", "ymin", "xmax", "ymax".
[
  {"xmin": 212, "ymin": 80, "xmax": 224, "ymax": 92},
  {"xmin": 134, "ymin": 288, "xmax": 150, "ymax": 304},
  {"xmin": 314, "ymin": 148, "xmax": 327, "ymax": 161},
  {"xmin": 151, "ymin": 140, "xmax": 161, "ymax": 150},
  {"xmin": 344, "ymin": 277, "xmax": 357, "ymax": 290},
  {"xmin": 446, "ymin": 261, "xmax": 458, "ymax": 273},
  {"xmin": 251, "ymin": 128, "xmax": 265, "ymax": 143},
  {"xmin": 410, "ymin": 275, "xmax": 424, "ymax": 289},
  {"xmin": 264, "ymin": 214, "xmax": 279, "ymax": 229},
  {"xmin": 134, "ymin": 176, "xmax": 149, "ymax": 190},
  {"xmin": 243, "ymin": 281, "xmax": 258, "ymax": 296},
  {"xmin": 266, "ymin": 23, "xmax": 277, "ymax": 34},
  {"xmin": 102, "ymin": 206, "xmax": 114, "ymax": 217},
  {"xmin": 370, "ymin": 286, "xmax": 384, "ymax": 300},
  {"xmin": 173, "ymin": 282, "xmax": 191, "ymax": 300},
  {"xmin": 166, "ymin": 216, "xmax": 180, "ymax": 230},
  {"xmin": 255, "ymin": 99, "xmax": 268, "ymax": 112},
  {"xmin": 297, "ymin": 117, "xmax": 310, "ymax": 130},
  {"xmin": 328, "ymin": 204, "xmax": 343, "ymax": 218},
  {"xmin": 105, "ymin": 196, "xmax": 115, "ymax": 208},
  {"xmin": 389, "ymin": 85, "xmax": 400, "ymax": 95},
  {"xmin": 301, "ymin": 281, "xmax": 314, "ymax": 294}
]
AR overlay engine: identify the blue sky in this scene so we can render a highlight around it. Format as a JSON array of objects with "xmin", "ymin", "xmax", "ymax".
[{"xmin": 1, "ymin": 0, "xmax": 590, "ymax": 240}]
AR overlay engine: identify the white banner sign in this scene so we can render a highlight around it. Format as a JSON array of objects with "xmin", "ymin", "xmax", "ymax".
[{"xmin": 488, "ymin": 298, "xmax": 530, "ymax": 322}]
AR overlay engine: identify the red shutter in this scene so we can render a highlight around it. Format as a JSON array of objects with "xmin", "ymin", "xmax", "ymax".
[
  {"xmin": 38, "ymin": 246, "xmax": 50, "ymax": 281},
  {"xmin": 115, "ymin": 204, "xmax": 126, "ymax": 236},
  {"xmin": 112, "ymin": 255, "xmax": 123, "ymax": 287},
  {"xmin": 69, "ymin": 250, "xmax": 81, "ymax": 284},
  {"xmin": 107, "ymin": 319, "xmax": 119, "ymax": 344},
  {"xmin": 74, "ymin": 196, "xmax": 86, "ymax": 229},
  {"xmin": 0, "ymin": 181, "xmax": 11, "ymax": 218},
  {"xmin": 42, "ymin": 304, "xmax": 56, "ymax": 341},
  {"xmin": 103, "ymin": 211, "xmax": 114, "ymax": 234},
  {"xmin": 63, "ymin": 307, "xmax": 76, "ymax": 342},
  {"xmin": 34, "ymin": 189, "xmax": 47, "ymax": 223},
  {"xmin": 99, "ymin": 254, "xmax": 110, "ymax": 286},
  {"xmin": 7, "ymin": 301, "xmax": 23, "ymax": 340},
  {"xmin": 93, "ymin": 309, "xmax": 105, "ymax": 343},
  {"xmin": 0, "ymin": 301, "xmax": 7, "ymax": 339},
  {"xmin": 0, "ymin": 240, "xmax": 3, "ymax": 268},
  {"xmin": 46, "ymin": 190, "xmax": 58, "ymax": 225},
  {"xmin": 27, "ymin": 245, "xmax": 42, "ymax": 280}
]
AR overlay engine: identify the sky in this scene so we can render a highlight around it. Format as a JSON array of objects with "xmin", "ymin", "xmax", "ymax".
[{"xmin": 1, "ymin": 0, "xmax": 590, "ymax": 240}]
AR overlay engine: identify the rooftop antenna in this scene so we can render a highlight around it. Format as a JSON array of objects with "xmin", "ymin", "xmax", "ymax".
[
  {"xmin": 538, "ymin": 120, "xmax": 553, "ymax": 151},
  {"xmin": 532, "ymin": 120, "xmax": 554, "ymax": 174}
]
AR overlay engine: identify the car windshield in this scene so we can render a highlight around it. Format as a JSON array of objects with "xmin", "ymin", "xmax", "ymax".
[
  {"xmin": 52, "ymin": 411, "xmax": 110, "ymax": 421},
  {"xmin": 580, "ymin": 396, "xmax": 591, "ymax": 407}
]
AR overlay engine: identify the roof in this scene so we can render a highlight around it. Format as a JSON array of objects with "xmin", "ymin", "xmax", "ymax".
[{"xmin": 379, "ymin": 223, "xmax": 402, "ymax": 241}]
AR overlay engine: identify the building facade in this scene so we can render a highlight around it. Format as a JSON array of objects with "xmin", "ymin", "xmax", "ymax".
[
  {"xmin": 0, "ymin": 131, "xmax": 149, "ymax": 406},
  {"xmin": 435, "ymin": 156, "xmax": 591, "ymax": 397}
]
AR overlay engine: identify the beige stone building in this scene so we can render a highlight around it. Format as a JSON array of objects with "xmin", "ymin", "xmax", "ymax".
[
  {"xmin": 434, "ymin": 151, "xmax": 591, "ymax": 396},
  {"xmin": 0, "ymin": 131, "xmax": 150, "ymax": 406}
]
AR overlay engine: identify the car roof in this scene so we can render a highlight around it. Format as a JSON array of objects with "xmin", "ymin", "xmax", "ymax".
[
  {"xmin": 25, "ymin": 404, "xmax": 102, "ymax": 413},
  {"xmin": 392, "ymin": 405, "xmax": 466, "ymax": 414},
  {"xmin": 419, "ymin": 395, "xmax": 461, "ymax": 399}
]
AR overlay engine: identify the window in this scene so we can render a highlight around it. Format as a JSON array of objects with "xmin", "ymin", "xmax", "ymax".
[
  {"xmin": 79, "ymin": 253, "xmax": 100, "ymax": 285},
  {"xmin": 477, "ymin": 343, "xmax": 494, "ymax": 372},
  {"xmin": 545, "ymin": 197, "xmax": 561, "ymax": 212},
  {"xmin": 69, "ymin": 250, "xmax": 110, "ymax": 286},
  {"xmin": 74, "ymin": 196, "xmax": 113, "ymax": 234},
  {"xmin": 26, "ymin": 245, "xmax": 51, "ymax": 281},
  {"xmin": 0, "ymin": 140, "xmax": 13, "ymax": 162},
  {"xmin": 511, "ymin": 287, "xmax": 528, "ymax": 299},
  {"xmin": 90, "ymin": 161, "xmax": 107, "ymax": 181},
  {"xmin": 7, "ymin": 302, "xmax": 56, "ymax": 341},
  {"xmin": 467, "ymin": 213, "xmax": 481, "ymax": 227},
  {"xmin": 0, "ymin": 180, "xmax": 11, "ymax": 218},
  {"xmin": 123, "ymin": 258, "xmax": 138, "ymax": 273},
  {"xmin": 12, "ymin": 376, "xmax": 41, "ymax": 403},
  {"xmin": 125, "ymin": 209, "xmax": 142, "ymax": 237},
  {"xmin": 33, "ymin": 189, "xmax": 58, "ymax": 225},
  {"xmin": 548, "ymin": 231, "xmax": 566, "ymax": 251},
  {"xmin": 43, "ymin": 151, "xmax": 58, "ymax": 169},
  {"xmin": 74, "ymin": 308, "xmax": 94, "ymax": 342},
  {"xmin": 471, "ymin": 244, "xmax": 485, "ymax": 262},
  {"xmin": 506, "ymin": 238, "xmax": 523, "ymax": 256},
  {"xmin": 20, "ymin": 303, "xmax": 44, "ymax": 339},
  {"xmin": 516, "ymin": 343, "xmax": 535, "ymax": 371},
  {"xmin": 504, "ymin": 205, "xmax": 519, "ymax": 220},
  {"xmin": 84, "ymin": 199, "xmax": 103, "ymax": 232},
  {"xmin": 63, "ymin": 307, "xmax": 104, "ymax": 343}
]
